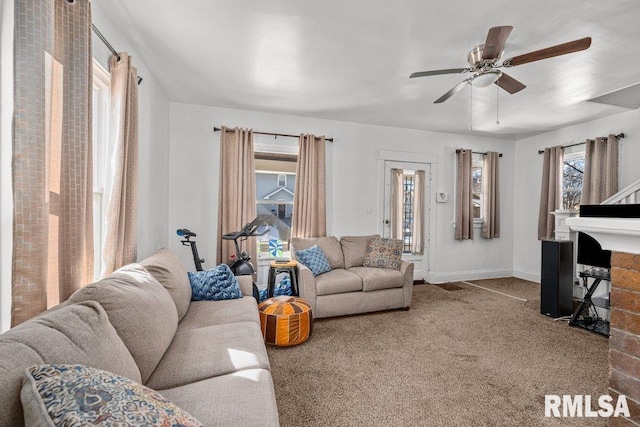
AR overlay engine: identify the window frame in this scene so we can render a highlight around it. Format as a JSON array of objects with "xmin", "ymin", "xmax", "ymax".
[{"xmin": 254, "ymin": 155, "xmax": 297, "ymax": 259}]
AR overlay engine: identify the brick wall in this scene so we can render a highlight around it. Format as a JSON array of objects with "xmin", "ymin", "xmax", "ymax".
[{"xmin": 609, "ymin": 252, "xmax": 640, "ymax": 425}]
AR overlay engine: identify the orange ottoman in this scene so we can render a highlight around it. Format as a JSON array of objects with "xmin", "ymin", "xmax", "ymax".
[{"xmin": 258, "ymin": 296, "xmax": 312, "ymax": 346}]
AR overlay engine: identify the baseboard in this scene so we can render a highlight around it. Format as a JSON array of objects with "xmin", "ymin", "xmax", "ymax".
[
  {"xmin": 428, "ymin": 269, "xmax": 513, "ymax": 284},
  {"xmin": 513, "ymin": 270, "xmax": 540, "ymax": 284}
]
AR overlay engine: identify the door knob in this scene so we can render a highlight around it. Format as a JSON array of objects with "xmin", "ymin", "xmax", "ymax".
[{"xmin": 384, "ymin": 219, "xmax": 390, "ymax": 224}]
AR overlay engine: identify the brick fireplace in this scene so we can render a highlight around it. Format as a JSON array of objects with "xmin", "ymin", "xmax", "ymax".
[{"xmin": 566, "ymin": 217, "xmax": 640, "ymax": 426}]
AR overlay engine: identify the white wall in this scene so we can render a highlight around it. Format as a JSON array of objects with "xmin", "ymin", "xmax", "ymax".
[
  {"xmin": 168, "ymin": 102, "xmax": 515, "ymax": 283},
  {"xmin": 513, "ymin": 108, "xmax": 640, "ymax": 282},
  {"xmin": 92, "ymin": 2, "xmax": 171, "ymax": 260},
  {"xmin": 0, "ymin": 0, "xmax": 14, "ymax": 332}
]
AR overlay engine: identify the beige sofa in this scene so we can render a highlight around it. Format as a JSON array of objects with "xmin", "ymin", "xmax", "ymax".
[
  {"xmin": 292, "ymin": 235, "xmax": 414, "ymax": 318},
  {"xmin": 0, "ymin": 248, "xmax": 279, "ymax": 426}
]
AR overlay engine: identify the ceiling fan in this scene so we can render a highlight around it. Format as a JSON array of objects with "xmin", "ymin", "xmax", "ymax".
[{"xmin": 410, "ymin": 26, "xmax": 592, "ymax": 104}]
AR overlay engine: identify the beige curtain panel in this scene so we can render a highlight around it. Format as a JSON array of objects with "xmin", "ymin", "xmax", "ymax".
[
  {"xmin": 217, "ymin": 127, "xmax": 258, "ymax": 265},
  {"xmin": 481, "ymin": 152, "xmax": 500, "ymax": 239},
  {"xmin": 102, "ymin": 53, "xmax": 140, "ymax": 276},
  {"xmin": 390, "ymin": 168, "xmax": 404, "ymax": 240},
  {"xmin": 12, "ymin": 0, "xmax": 93, "ymax": 326},
  {"xmin": 582, "ymin": 134, "xmax": 619, "ymax": 204},
  {"xmin": 292, "ymin": 134, "xmax": 327, "ymax": 238},
  {"xmin": 455, "ymin": 149, "xmax": 474, "ymax": 240},
  {"xmin": 412, "ymin": 170, "xmax": 425, "ymax": 254},
  {"xmin": 537, "ymin": 146, "xmax": 563, "ymax": 240}
]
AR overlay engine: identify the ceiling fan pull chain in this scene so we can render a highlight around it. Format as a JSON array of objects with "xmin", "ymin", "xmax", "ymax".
[
  {"xmin": 469, "ymin": 84, "xmax": 473, "ymax": 130},
  {"xmin": 496, "ymin": 85, "xmax": 500, "ymax": 125}
]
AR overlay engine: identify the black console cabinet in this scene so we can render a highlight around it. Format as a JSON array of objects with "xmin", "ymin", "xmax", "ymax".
[{"xmin": 541, "ymin": 240, "xmax": 574, "ymax": 318}]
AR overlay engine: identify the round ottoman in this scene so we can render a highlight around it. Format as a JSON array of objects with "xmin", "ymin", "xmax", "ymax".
[{"xmin": 258, "ymin": 296, "xmax": 313, "ymax": 346}]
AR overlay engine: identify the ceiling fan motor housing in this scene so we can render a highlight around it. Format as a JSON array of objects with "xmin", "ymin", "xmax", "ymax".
[{"xmin": 467, "ymin": 44, "xmax": 500, "ymax": 71}]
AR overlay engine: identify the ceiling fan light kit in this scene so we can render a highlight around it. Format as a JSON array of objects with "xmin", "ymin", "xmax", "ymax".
[
  {"xmin": 470, "ymin": 70, "xmax": 502, "ymax": 88},
  {"xmin": 410, "ymin": 26, "xmax": 592, "ymax": 104}
]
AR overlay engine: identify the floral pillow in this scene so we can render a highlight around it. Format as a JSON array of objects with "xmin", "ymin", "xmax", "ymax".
[
  {"xmin": 21, "ymin": 364, "xmax": 203, "ymax": 426},
  {"xmin": 363, "ymin": 237, "xmax": 403, "ymax": 270},
  {"xmin": 188, "ymin": 263, "xmax": 242, "ymax": 301}
]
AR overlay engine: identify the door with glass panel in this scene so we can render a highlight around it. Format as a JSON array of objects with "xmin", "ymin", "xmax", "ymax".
[{"xmin": 382, "ymin": 161, "xmax": 431, "ymax": 281}]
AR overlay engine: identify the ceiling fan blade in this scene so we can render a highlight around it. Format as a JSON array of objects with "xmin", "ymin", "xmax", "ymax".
[
  {"xmin": 482, "ymin": 26, "xmax": 513, "ymax": 60},
  {"xmin": 410, "ymin": 68, "xmax": 469, "ymax": 78},
  {"xmin": 503, "ymin": 37, "xmax": 592, "ymax": 67},
  {"xmin": 495, "ymin": 73, "xmax": 526, "ymax": 94},
  {"xmin": 434, "ymin": 79, "xmax": 471, "ymax": 104}
]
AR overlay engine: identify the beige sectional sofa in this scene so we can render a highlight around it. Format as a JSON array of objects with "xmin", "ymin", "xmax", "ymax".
[
  {"xmin": 292, "ymin": 235, "xmax": 414, "ymax": 318},
  {"xmin": 0, "ymin": 248, "xmax": 279, "ymax": 426}
]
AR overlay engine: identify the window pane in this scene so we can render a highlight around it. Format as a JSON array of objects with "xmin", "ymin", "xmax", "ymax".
[
  {"xmin": 402, "ymin": 174, "xmax": 414, "ymax": 253},
  {"xmin": 562, "ymin": 158, "xmax": 584, "ymax": 211},
  {"xmin": 472, "ymin": 193, "xmax": 482, "ymax": 219},
  {"xmin": 255, "ymin": 157, "xmax": 296, "ymax": 258},
  {"xmin": 472, "ymin": 166, "xmax": 482, "ymax": 194}
]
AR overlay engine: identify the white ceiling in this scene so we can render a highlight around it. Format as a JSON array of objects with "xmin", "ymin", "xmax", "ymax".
[{"xmin": 99, "ymin": 0, "xmax": 640, "ymax": 140}]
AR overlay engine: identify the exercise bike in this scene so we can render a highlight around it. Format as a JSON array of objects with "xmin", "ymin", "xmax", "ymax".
[
  {"xmin": 222, "ymin": 214, "xmax": 273, "ymax": 276},
  {"xmin": 176, "ymin": 228, "xmax": 205, "ymax": 271},
  {"xmin": 177, "ymin": 215, "xmax": 273, "ymax": 301}
]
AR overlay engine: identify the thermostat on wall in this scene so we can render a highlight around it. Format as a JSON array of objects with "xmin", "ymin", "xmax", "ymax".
[{"xmin": 436, "ymin": 192, "xmax": 448, "ymax": 203}]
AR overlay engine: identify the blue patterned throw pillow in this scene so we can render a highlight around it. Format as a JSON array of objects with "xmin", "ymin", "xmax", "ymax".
[
  {"xmin": 296, "ymin": 244, "xmax": 332, "ymax": 276},
  {"xmin": 188, "ymin": 264, "xmax": 243, "ymax": 301},
  {"xmin": 258, "ymin": 276, "xmax": 292, "ymax": 302},
  {"xmin": 21, "ymin": 364, "xmax": 203, "ymax": 426}
]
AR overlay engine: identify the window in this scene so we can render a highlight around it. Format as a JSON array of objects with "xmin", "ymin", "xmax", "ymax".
[
  {"xmin": 254, "ymin": 151, "xmax": 297, "ymax": 258},
  {"xmin": 472, "ymin": 154, "xmax": 483, "ymax": 220},
  {"xmin": 562, "ymin": 151, "xmax": 585, "ymax": 211},
  {"xmin": 92, "ymin": 59, "xmax": 110, "ymax": 279},
  {"xmin": 401, "ymin": 172, "xmax": 415, "ymax": 253}
]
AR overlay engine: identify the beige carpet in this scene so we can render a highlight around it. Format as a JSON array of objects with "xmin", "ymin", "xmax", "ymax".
[{"xmin": 266, "ymin": 278, "xmax": 609, "ymax": 426}]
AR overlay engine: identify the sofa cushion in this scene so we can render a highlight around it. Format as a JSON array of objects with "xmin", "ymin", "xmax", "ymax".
[
  {"xmin": 140, "ymin": 247, "xmax": 192, "ymax": 321},
  {"xmin": 363, "ymin": 237, "xmax": 403, "ymax": 270},
  {"xmin": 188, "ymin": 264, "xmax": 242, "ymax": 301},
  {"xmin": 68, "ymin": 263, "xmax": 178, "ymax": 383},
  {"xmin": 315, "ymin": 269, "xmax": 363, "ymax": 296},
  {"xmin": 145, "ymin": 322, "xmax": 270, "ymax": 390},
  {"xmin": 21, "ymin": 364, "xmax": 202, "ymax": 427},
  {"xmin": 179, "ymin": 298, "xmax": 260, "ymax": 330},
  {"xmin": 296, "ymin": 244, "xmax": 332, "ymax": 276},
  {"xmin": 0, "ymin": 301, "xmax": 141, "ymax": 427},
  {"xmin": 160, "ymin": 369, "xmax": 279, "ymax": 427},
  {"xmin": 292, "ymin": 236, "xmax": 344, "ymax": 269},
  {"xmin": 348, "ymin": 266, "xmax": 405, "ymax": 292},
  {"xmin": 340, "ymin": 235, "xmax": 379, "ymax": 268}
]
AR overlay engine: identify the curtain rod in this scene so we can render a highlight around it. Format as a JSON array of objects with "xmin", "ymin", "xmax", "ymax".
[
  {"xmin": 455, "ymin": 149, "xmax": 503, "ymax": 157},
  {"xmin": 537, "ymin": 132, "xmax": 625, "ymax": 154},
  {"xmin": 91, "ymin": 24, "xmax": 143, "ymax": 85},
  {"xmin": 213, "ymin": 127, "xmax": 333, "ymax": 143}
]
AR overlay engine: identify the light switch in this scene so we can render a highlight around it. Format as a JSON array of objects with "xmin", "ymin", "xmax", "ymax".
[{"xmin": 436, "ymin": 192, "xmax": 448, "ymax": 203}]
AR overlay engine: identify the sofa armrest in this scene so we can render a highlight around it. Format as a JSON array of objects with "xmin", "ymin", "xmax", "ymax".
[
  {"xmin": 296, "ymin": 263, "xmax": 317, "ymax": 314},
  {"xmin": 400, "ymin": 261, "xmax": 414, "ymax": 308},
  {"xmin": 237, "ymin": 275, "xmax": 255, "ymax": 298}
]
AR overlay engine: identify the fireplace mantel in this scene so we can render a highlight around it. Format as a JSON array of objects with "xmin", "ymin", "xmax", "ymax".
[{"xmin": 565, "ymin": 217, "xmax": 640, "ymax": 255}]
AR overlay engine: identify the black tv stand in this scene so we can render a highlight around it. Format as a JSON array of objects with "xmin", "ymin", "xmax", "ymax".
[{"xmin": 569, "ymin": 269, "xmax": 610, "ymax": 337}]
